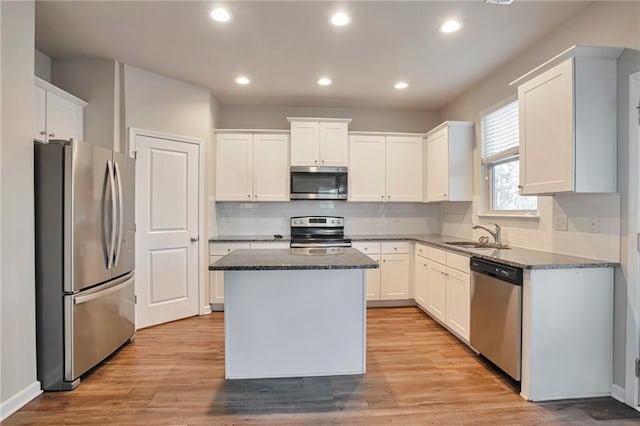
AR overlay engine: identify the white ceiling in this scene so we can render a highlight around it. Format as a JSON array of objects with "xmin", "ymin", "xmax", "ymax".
[{"xmin": 35, "ymin": 1, "xmax": 591, "ymax": 109}]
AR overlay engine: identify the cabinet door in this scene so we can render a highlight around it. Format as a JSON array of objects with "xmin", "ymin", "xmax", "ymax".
[
  {"xmin": 34, "ymin": 85, "xmax": 46, "ymax": 142},
  {"xmin": 425, "ymin": 129, "xmax": 449, "ymax": 202},
  {"xmin": 46, "ymin": 91, "xmax": 83, "ymax": 141},
  {"xmin": 209, "ymin": 255, "xmax": 225, "ymax": 304},
  {"xmin": 253, "ymin": 134, "xmax": 289, "ymax": 201},
  {"xmin": 380, "ymin": 254, "xmax": 409, "ymax": 300},
  {"xmin": 385, "ymin": 136, "xmax": 423, "ymax": 202},
  {"xmin": 446, "ymin": 267, "xmax": 470, "ymax": 341},
  {"xmin": 366, "ymin": 254, "xmax": 381, "ymax": 301},
  {"xmin": 290, "ymin": 121, "xmax": 320, "ymax": 166},
  {"xmin": 319, "ymin": 121, "xmax": 348, "ymax": 166},
  {"xmin": 215, "ymin": 133, "xmax": 253, "ymax": 201},
  {"xmin": 426, "ymin": 260, "xmax": 447, "ymax": 322},
  {"xmin": 413, "ymin": 257, "xmax": 429, "ymax": 309},
  {"xmin": 519, "ymin": 58, "xmax": 574, "ymax": 194},
  {"xmin": 349, "ymin": 135, "xmax": 386, "ymax": 202}
]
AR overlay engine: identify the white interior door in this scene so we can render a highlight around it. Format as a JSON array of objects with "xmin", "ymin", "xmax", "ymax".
[{"xmin": 135, "ymin": 134, "xmax": 200, "ymax": 329}]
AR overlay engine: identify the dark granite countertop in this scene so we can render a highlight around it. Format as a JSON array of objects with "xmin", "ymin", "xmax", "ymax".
[
  {"xmin": 209, "ymin": 234, "xmax": 617, "ymax": 270},
  {"xmin": 209, "ymin": 248, "xmax": 379, "ymax": 271}
]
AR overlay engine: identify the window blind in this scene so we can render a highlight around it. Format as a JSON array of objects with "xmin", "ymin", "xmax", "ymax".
[{"xmin": 480, "ymin": 100, "xmax": 519, "ymax": 163}]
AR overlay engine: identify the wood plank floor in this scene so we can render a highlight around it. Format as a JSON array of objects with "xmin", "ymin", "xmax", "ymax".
[{"xmin": 6, "ymin": 307, "xmax": 640, "ymax": 425}]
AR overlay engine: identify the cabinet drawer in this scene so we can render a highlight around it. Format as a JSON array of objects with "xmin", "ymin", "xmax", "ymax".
[
  {"xmin": 249, "ymin": 242, "xmax": 290, "ymax": 249},
  {"xmin": 447, "ymin": 252, "xmax": 470, "ymax": 274},
  {"xmin": 381, "ymin": 241, "xmax": 409, "ymax": 254},
  {"xmin": 209, "ymin": 242, "xmax": 251, "ymax": 255},
  {"xmin": 353, "ymin": 242, "xmax": 381, "ymax": 255},
  {"xmin": 429, "ymin": 247, "xmax": 447, "ymax": 264},
  {"xmin": 415, "ymin": 243, "xmax": 429, "ymax": 259}
]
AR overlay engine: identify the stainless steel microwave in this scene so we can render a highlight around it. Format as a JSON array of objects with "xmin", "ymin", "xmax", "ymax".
[{"xmin": 290, "ymin": 166, "xmax": 348, "ymax": 200}]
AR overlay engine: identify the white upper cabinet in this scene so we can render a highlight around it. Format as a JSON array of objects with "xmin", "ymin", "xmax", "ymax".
[
  {"xmin": 319, "ymin": 121, "xmax": 349, "ymax": 166},
  {"xmin": 216, "ymin": 133, "xmax": 253, "ymax": 201},
  {"xmin": 516, "ymin": 47, "xmax": 620, "ymax": 195},
  {"xmin": 288, "ymin": 118, "xmax": 351, "ymax": 167},
  {"xmin": 34, "ymin": 76, "xmax": 86, "ymax": 143},
  {"xmin": 424, "ymin": 121, "xmax": 473, "ymax": 203},
  {"xmin": 349, "ymin": 135, "xmax": 386, "ymax": 202},
  {"xmin": 289, "ymin": 121, "xmax": 320, "ymax": 166},
  {"xmin": 349, "ymin": 133, "xmax": 423, "ymax": 202},
  {"xmin": 253, "ymin": 134, "xmax": 289, "ymax": 201},
  {"xmin": 215, "ymin": 132, "xmax": 289, "ymax": 202},
  {"xmin": 386, "ymin": 136, "xmax": 423, "ymax": 202}
]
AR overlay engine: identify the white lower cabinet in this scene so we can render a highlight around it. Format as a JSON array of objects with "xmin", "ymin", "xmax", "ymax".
[
  {"xmin": 445, "ymin": 267, "xmax": 470, "ymax": 340},
  {"xmin": 353, "ymin": 241, "xmax": 410, "ymax": 302},
  {"xmin": 209, "ymin": 242, "xmax": 251, "ymax": 305},
  {"xmin": 413, "ymin": 255, "xmax": 429, "ymax": 309},
  {"xmin": 426, "ymin": 260, "xmax": 447, "ymax": 322},
  {"xmin": 365, "ymin": 255, "xmax": 381, "ymax": 301},
  {"xmin": 414, "ymin": 243, "xmax": 470, "ymax": 342},
  {"xmin": 380, "ymin": 254, "xmax": 410, "ymax": 300}
]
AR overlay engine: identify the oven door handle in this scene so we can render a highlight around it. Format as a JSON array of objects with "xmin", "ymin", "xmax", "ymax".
[{"xmin": 290, "ymin": 242, "xmax": 352, "ymax": 248}]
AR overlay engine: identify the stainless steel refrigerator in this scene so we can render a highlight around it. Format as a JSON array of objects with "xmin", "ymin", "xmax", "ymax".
[{"xmin": 34, "ymin": 139, "xmax": 135, "ymax": 391}]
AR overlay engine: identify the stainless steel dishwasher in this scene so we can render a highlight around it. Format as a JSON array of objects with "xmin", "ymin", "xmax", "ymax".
[{"xmin": 470, "ymin": 257, "xmax": 523, "ymax": 381}]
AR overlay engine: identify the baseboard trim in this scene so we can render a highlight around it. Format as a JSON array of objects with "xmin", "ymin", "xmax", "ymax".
[
  {"xmin": 611, "ymin": 383, "xmax": 626, "ymax": 403},
  {"xmin": 200, "ymin": 304, "xmax": 212, "ymax": 315},
  {"xmin": 0, "ymin": 381, "xmax": 42, "ymax": 421},
  {"xmin": 367, "ymin": 299, "xmax": 415, "ymax": 308}
]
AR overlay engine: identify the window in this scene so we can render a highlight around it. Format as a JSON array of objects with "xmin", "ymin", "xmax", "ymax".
[{"xmin": 481, "ymin": 100, "xmax": 537, "ymax": 212}]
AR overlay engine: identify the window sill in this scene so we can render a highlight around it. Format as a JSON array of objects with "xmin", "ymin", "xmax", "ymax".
[{"xmin": 477, "ymin": 212, "xmax": 540, "ymax": 221}]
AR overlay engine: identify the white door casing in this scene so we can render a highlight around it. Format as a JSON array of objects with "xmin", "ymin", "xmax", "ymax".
[{"xmin": 132, "ymin": 131, "xmax": 202, "ymax": 329}]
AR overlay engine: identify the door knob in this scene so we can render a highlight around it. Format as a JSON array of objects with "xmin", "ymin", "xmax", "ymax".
[{"xmin": 190, "ymin": 237, "xmax": 199, "ymax": 243}]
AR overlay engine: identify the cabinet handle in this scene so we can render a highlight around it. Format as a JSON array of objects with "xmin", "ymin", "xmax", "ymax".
[
  {"xmin": 387, "ymin": 195, "xmax": 391, "ymax": 199},
  {"xmin": 315, "ymin": 160, "xmax": 318, "ymax": 165},
  {"xmin": 247, "ymin": 194, "xmax": 251, "ymax": 198},
  {"xmin": 254, "ymin": 194, "xmax": 258, "ymax": 199},
  {"xmin": 40, "ymin": 131, "xmax": 46, "ymax": 135},
  {"xmin": 321, "ymin": 160, "xmax": 325, "ymax": 165},
  {"xmin": 383, "ymin": 259, "xmax": 386, "ymax": 263},
  {"xmin": 393, "ymin": 247, "xmax": 397, "ymax": 251},
  {"xmin": 49, "ymin": 133, "xmax": 55, "ymax": 138},
  {"xmin": 443, "ymin": 193, "xmax": 447, "ymax": 197},
  {"xmin": 381, "ymin": 195, "xmax": 384, "ymax": 199},
  {"xmin": 190, "ymin": 237, "xmax": 199, "ymax": 243},
  {"xmin": 518, "ymin": 185, "xmax": 523, "ymax": 189}
]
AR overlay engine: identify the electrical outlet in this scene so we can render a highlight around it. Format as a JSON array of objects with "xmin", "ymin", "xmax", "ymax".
[
  {"xmin": 554, "ymin": 215, "xmax": 568, "ymax": 231},
  {"xmin": 589, "ymin": 217, "xmax": 599, "ymax": 233}
]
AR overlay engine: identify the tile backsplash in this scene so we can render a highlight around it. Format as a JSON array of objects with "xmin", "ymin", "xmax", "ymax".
[
  {"xmin": 213, "ymin": 201, "xmax": 442, "ymax": 236},
  {"xmin": 211, "ymin": 193, "xmax": 620, "ymax": 262},
  {"xmin": 441, "ymin": 194, "xmax": 620, "ymax": 262}
]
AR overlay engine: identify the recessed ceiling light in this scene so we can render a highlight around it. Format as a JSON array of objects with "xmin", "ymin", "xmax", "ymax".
[
  {"xmin": 209, "ymin": 7, "xmax": 232, "ymax": 23},
  {"xmin": 318, "ymin": 77, "xmax": 332, "ymax": 86},
  {"xmin": 330, "ymin": 12, "xmax": 351, "ymax": 26},
  {"xmin": 394, "ymin": 82, "xmax": 409, "ymax": 90},
  {"xmin": 439, "ymin": 20, "xmax": 462, "ymax": 34},
  {"xmin": 235, "ymin": 76, "xmax": 250, "ymax": 85}
]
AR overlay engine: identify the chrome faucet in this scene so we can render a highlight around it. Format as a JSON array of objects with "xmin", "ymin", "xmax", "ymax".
[{"xmin": 472, "ymin": 222, "xmax": 502, "ymax": 245}]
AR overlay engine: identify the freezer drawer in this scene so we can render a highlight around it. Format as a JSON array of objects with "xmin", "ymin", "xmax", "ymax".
[{"xmin": 65, "ymin": 272, "xmax": 135, "ymax": 381}]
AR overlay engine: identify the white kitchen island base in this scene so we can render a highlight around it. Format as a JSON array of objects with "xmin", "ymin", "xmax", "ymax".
[{"xmin": 224, "ymin": 269, "xmax": 367, "ymax": 379}]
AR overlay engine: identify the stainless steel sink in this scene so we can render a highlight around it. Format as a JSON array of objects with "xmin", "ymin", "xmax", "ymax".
[{"xmin": 443, "ymin": 241, "xmax": 511, "ymax": 250}]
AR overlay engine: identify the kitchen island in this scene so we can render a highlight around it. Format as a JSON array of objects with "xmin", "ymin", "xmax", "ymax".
[{"xmin": 209, "ymin": 248, "xmax": 378, "ymax": 380}]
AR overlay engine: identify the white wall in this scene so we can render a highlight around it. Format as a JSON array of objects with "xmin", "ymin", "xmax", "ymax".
[
  {"xmin": 215, "ymin": 202, "xmax": 441, "ymax": 237},
  {"xmin": 219, "ymin": 105, "xmax": 440, "ymax": 133},
  {"xmin": 52, "ymin": 58, "xmax": 120, "ymax": 150},
  {"xmin": 1, "ymin": 0, "xmax": 41, "ymax": 420},
  {"xmin": 438, "ymin": 1, "xmax": 640, "ymax": 391},
  {"xmin": 124, "ymin": 64, "xmax": 219, "ymax": 307},
  {"xmin": 34, "ymin": 49, "xmax": 50, "ymax": 82}
]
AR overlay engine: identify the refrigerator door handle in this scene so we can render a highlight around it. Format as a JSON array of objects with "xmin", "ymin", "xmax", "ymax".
[
  {"xmin": 114, "ymin": 161, "xmax": 124, "ymax": 267},
  {"xmin": 74, "ymin": 273, "xmax": 134, "ymax": 304},
  {"xmin": 107, "ymin": 160, "xmax": 117, "ymax": 269}
]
